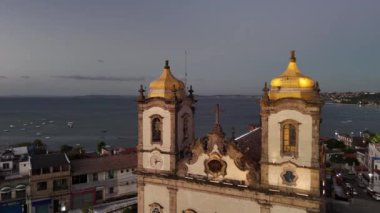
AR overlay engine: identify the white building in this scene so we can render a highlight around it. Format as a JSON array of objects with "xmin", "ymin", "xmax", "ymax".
[
  {"xmin": 368, "ymin": 143, "xmax": 380, "ymax": 193},
  {"xmin": 70, "ymin": 153, "xmax": 137, "ymax": 210}
]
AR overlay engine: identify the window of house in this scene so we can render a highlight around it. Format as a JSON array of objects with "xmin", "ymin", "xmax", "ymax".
[
  {"xmin": 42, "ymin": 167, "xmax": 50, "ymax": 174},
  {"xmin": 72, "ymin": 174, "xmax": 87, "ymax": 184},
  {"xmin": 281, "ymin": 121, "xmax": 299, "ymax": 157},
  {"xmin": 37, "ymin": 182, "xmax": 47, "ymax": 191},
  {"xmin": 1, "ymin": 191, "xmax": 12, "ymax": 200},
  {"xmin": 183, "ymin": 209, "xmax": 197, "ymax": 213},
  {"xmin": 3, "ymin": 163, "xmax": 10, "ymax": 169},
  {"xmin": 120, "ymin": 170, "xmax": 124, "ymax": 173},
  {"xmin": 151, "ymin": 116, "xmax": 162, "ymax": 143},
  {"xmin": 93, "ymin": 173, "xmax": 98, "ymax": 182},
  {"xmin": 53, "ymin": 179, "xmax": 68, "ymax": 191},
  {"xmin": 15, "ymin": 189, "xmax": 26, "ymax": 198},
  {"xmin": 108, "ymin": 187, "xmax": 114, "ymax": 194},
  {"xmin": 61, "ymin": 165, "xmax": 69, "ymax": 171},
  {"xmin": 32, "ymin": 169, "xmax": 41, "ymax": 175},
  {"xmin": 53, "ymin": 166, "xmax": 61, "ymax": 172},
  {"xmin": 95, "ymin": 189, "xmax": 103, "ymax": 201},
  {"xmin": 107, "ymin": 170, "xmax": 114, "ymax": 179}
]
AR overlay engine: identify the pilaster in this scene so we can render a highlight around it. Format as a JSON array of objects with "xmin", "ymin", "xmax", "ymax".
[
  {"xmin": 167, "ymin": 186, "xmax": 178, "ymax": 213},
  {"xmin": 137, "ymin": 177, "xmax": 145, "ymax": 213}
]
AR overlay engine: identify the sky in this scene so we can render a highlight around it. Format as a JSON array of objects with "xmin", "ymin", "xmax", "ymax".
[{"xmin": 0, "ymin": 0, "xmax": 379, "ymax": 96}]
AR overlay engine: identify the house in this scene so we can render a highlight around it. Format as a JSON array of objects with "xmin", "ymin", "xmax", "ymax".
[
  {"xmin": 30, "ymin": 153, "xmax": 71, "ymax": 213},
  {"xmin": 70, "ymin": 153, "xmax": 137, "ymax": 211}
]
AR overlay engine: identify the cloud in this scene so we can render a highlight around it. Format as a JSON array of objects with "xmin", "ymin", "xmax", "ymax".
[
  {"xmin": 52, "ymin": 75, "xmax": 145, "ymax": 82},
  {"xmin": 20, "ymin": 75, "xmax": 31, "ymax": 79},
  {"xmin": 0, "ymin": 76, "xmax": 7, "ymax": 79},
  {"xmin": 97, "ymin": 59, "xmax": 104, "ymax": 63}
]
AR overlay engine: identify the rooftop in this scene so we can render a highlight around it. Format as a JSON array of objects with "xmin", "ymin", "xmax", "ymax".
[
  {"xmin": 71, "ymin": 153, "xmax": 137, "ymax": 175},
  {"xmin": 31, "ymin": 153, "xmax": 70, "ymax": 169}
]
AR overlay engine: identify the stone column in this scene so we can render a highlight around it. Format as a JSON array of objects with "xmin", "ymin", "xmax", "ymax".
[
  {"xmin": 137, "ymin": 177, "xmax": 145, "ymax": 213},
  {"xmin": 260, "ymin": 203, "xmax": 272, "ymax": 213},
  {"xmin": 167, "ymin": 186, "xmax": 178, "ymax": 213}
]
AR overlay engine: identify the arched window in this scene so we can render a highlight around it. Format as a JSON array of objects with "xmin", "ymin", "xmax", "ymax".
[
  {"xmin": 151, "ymin": 208, "xmax": 161, "ymax": 213},
  {"xmin": 149, "ymin": 202, "xmax": 163, "ymax": 213},
  {"xmin": 281, "ymin": 120, "xmax": 299, "ymax": 157},
  {"xmin": 183, "ymin": 209, "xmax": 197, "ymax": 213},
  {"xmin": 183, "ymin": 114, "xmax": 190, "ymax": 140},
  {"xmin": 151, "ymin": 116, "xmax": 162, "ymax": 143}
]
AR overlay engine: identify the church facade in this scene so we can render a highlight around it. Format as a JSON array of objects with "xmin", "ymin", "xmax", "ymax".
[{"xmin": 136, "ymin": 51, "xmax": 323, "ymax": 213}]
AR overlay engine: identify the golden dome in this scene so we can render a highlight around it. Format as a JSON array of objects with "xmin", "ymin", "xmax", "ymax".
[
  {"xmin": 149, "ymin": 60, "xmax": 186, "ymax": 99},
  {"xmin": 269, "ymin": 50, "xmax": 318, "ymax": 101}
]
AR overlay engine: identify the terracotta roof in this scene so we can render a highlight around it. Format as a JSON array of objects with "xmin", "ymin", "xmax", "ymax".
[
  {"xmin": 235, "ymin": 128, "xmax": 262, "ymax": 163},
  {"xmin": 71, "ymin": 153, "xmax": 137, "ymax": 175},
  {"xmin": 31, "ymin": 153, "xmax": 69, "ymax": 169}
]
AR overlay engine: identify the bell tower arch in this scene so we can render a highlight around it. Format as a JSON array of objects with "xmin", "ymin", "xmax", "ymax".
[
  {"xmin": 260, "ymin": 50, "xmax": 322, "ymax": 196},
  {"xmin": 137, "ymin": 60, "xmax": 196, "ymax": 173}
]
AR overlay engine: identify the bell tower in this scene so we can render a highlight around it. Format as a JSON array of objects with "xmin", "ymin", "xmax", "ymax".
[
  {"xmin": 137, "ymin": 60, "xmax": 196, "ymax": 173},
  {"xmin": 260, "ymin": 50, "xmax": 322, "ymax": 196}
]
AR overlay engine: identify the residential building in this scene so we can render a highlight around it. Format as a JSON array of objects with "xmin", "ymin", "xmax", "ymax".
[
  {"xmin": 368, "ymin": 143, "xmax": 380, "ymax": 193},
  {"xmin": 70, "ymin": 153, "xmax": 137, "ymax": 211},
  {"xmin": 30, "ymin": 153, "xmax": 70, "ymax": 213},
  {"xmin": 0, "ymin": 147, "xmax": 31, "ymax": 213}
]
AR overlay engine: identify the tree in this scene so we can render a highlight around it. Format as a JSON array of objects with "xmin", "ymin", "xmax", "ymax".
[
  {"xmin": 33, "ymin": 139, "xmax": 45, "ymax": 147},
  {"xmin": 97, "ymin": 141, "xmax": 106, "ymax": 154},
  {"xmin": 60, "ymin": 145, "xmax": 74, "ymax": 154},
  {"xmin": 325, "ymin": 139, "xmax": 345, "ymax": 150}
]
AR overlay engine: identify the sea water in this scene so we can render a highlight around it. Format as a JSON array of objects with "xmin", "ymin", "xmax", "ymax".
[{"xmin": 0, "ymin": 96, "xmax": 379, "ymax": 151}]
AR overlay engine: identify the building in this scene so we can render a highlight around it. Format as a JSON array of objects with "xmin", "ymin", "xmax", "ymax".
[
  {"xmin": 368, "ymin": 143, "xmax": 380, "ymax": 193},
  {"xmin": 335, "ymin": 132, "xmax": 367, "ymax": 151},
  {"xmin": 30, "ymin": 153, "xmax": 70, "ymax": 213},
  {"xmin": 70, "ymin": 153, "xmax": 137, "ymax": 211},
  {"xmin": 0, "ymin": 147, "xmax": 31, "ymax": 213},
  {"xmin": 136, "ymin": 51, "xmax": 323, "ymax": 213}
]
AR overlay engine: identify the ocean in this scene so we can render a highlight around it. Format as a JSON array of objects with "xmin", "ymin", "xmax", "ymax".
[{"xmin": 0, "ymin": 96, "xmax": 379, "ymax": 151}]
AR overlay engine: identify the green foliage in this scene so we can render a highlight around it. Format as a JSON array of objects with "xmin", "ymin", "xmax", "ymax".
[
  {"xmin": 325, "ymin": 139, "xmax": 345, "ymax": 150},
  {"xmin": 369, "ymin": 133, "xmax": 380, "ymax": 143},
  {"xmin": 14, "ymin": 142, "xmax": 33, "ymax": 147},
  {"xmin": 60, "ymin": 144, "xmax": 74, "ymax": 153},
  {"xmin": 345, "ymin": 147, "xmax": 356, "ymax": 153},
  {"xmin": 66, "ymin": 145, "xmax": 85, "ymax": 160},
  {"xmin": 330, "ymin": 154, "xmax": 345, "ymax": 163},
  {"xmin": 33, "ymin": 139, "xmax": 45, "ymax": 147},
  {"xmin": 346, "ymin": 158, "xmax": 359, "ymax": 166},
  {"xmin": 97, "ymin": 141, "xmax": 106, "ymax": 154}
]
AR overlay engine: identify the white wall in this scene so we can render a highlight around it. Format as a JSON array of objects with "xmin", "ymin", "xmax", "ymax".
[
  {"xmin": 177, "ymin": 188, "xmax": 261, "ymax": 213},
  {"xmin": 19, "ymin": 160, "xmax": 31, "ymax": 176},
  {"xmin": 116, "ymin": 169, "xmax": 137, "ymax": 195},
  {"xmin": 143, "ymin": 184, "xmax": 170, "ymax": 213},
  {"xmin": 186, "ymin": 153, "xmax": 248, "ymax": 182},
  {"xmin": 271, "ymin": 204, "xmax": 307, "ymax": 213}
]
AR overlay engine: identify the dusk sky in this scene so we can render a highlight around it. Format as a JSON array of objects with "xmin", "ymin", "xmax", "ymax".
[{"xmin": 0, "ymin": 0, "xmax": 379, "ymax": 96}]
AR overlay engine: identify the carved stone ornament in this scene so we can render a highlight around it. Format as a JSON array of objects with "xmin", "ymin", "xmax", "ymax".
[
  {"xmin": 204, "ymin": 152, "xmax": 227, "ymax": 178},
  {"xmin": 280, "ymin": 166, "xmax": 298, "ymax": 186},
  {"xmin": 149, "ymin": 202, "xmax": 164, "ymax": 213}
]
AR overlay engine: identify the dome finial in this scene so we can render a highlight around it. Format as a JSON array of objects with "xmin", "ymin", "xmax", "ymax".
[
  {"xmin": 164, "ymin": 60, "xmax": 170, "ymax": 69},
  {"xmin": 290, "ymin": 50, "xmax": 296, "ymax": 62}
]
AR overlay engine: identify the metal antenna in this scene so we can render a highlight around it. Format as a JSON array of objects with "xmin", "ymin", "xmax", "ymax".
[{"xmin": 185, "ymin": 50, "xmax": 188, "ymax": 86}]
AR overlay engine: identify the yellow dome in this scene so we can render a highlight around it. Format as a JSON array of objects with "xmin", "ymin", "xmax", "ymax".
[
  {"xmin": 149, "ymin": 60, "xmax": 186, "ymax": 99},
  {"xmin": 269, "ymin": 50, "xmax": 318, "ymax": 101}
]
